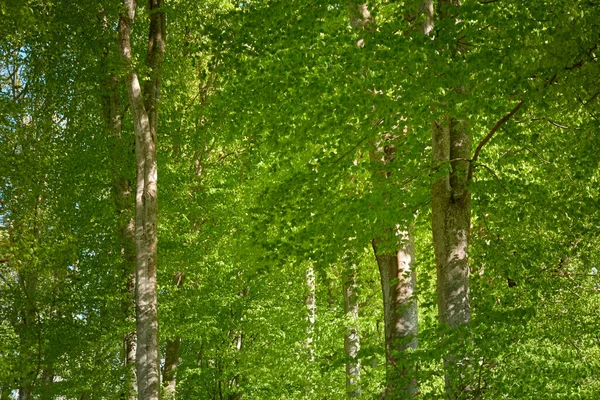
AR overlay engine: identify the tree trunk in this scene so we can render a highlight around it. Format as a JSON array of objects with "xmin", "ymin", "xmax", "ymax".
[
  {"xmin": 342, "ymin": 262, "xmax": 361, "ymax": 398},
  {"xmin": 18, "ymin": 387, "xmax": 31, "ymax": 400},
  {"xmin": 41, "ymin": 366, "xmax": 53, "ymax": 399},
  {"xmin": 101, "ymin": 62, "xmax": 137, "ymax": 400},
  {"xmin": 431, "ymin": 119, "xmax": 471, "ymax": 397},
  {"xmin": 162, "ymin": 272, "xmax": 184, "ymax": 399},
  {"xmin": 162, "ymin": 337, "xmax": 181, "ymax": 399},
  {"xmin": 372, "ymin": 233, "xmax": 417, "ymax": 398},
  {"xmin": 430, "ymin": 1, "xmax": 472, "ymax": 397},
  {"xmin": 305, "ymin": 266, "xmax": 316, "ymax": 363},
  {"xmin": 119, "ymin": 1, "xmax": 166, "ymax": 399}
]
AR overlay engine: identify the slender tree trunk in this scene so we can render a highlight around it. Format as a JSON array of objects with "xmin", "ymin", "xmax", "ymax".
[
  {"xmin": 101, "ymin": 64, "xmax": 137, "ymax": 400},
  {"xmin": 431, "ymin": 120, "xmax": 471, "ymax": 328},
  {"xmin": 119, "ymin": 1, "xmax": 166, "ymax": 399},
  {"xmin": 342, "ymin": 262, "xmax": 361, "ymax": 398},
  {"xmin": 369, "ymin": 138, "xmax": 418, "ymax": 397},
  {"xmin": 162, "ymin": 272, "xmax": 184, "ymax": 399},
  {"xmin": 41, "ymin": 366, "xmax": 53, "ymax": 399}
]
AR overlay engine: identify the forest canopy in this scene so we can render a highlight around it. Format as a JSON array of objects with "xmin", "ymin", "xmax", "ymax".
[{"xmin": 1, "ymin": 0, "xmax": 599, "ymax": 399}]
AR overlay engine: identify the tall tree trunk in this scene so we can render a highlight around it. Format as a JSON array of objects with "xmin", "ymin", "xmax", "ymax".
[
  {"xmin": 350, "ymin": 2, "xmax": 424, "ymax": 396},
  {"xmin": 342, "ymin": 261, "xmax": 360, "ymax": 398},
  {"xmin": 41, "ymin": 366, "xmax": 53, "ymax": 399},
  {"xmin": 431, "ymin": 119, "xmax": 471, "ymax": 328},
  {"xmin": 430, "ymin": 1, "xmax": 472, "ymax": 397},
  {"xmin": 431, "ymin": 115, "xmax": 472, "ymax": 400},
  {"xmin": 119, "ymin": 1, "xmax": 166, "ymax": 399},
  {"xmin": 372, "ymin": 233, "xmax": 417, "ymax": 398},
  {"xmin": 101, "ymin": 64, "xmax": 137, "ymax": 400}
]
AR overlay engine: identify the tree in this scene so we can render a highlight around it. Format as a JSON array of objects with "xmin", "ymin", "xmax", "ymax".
[{"xmin": 118, "ymin": 1, "xmax": 166, "ymax": 399}]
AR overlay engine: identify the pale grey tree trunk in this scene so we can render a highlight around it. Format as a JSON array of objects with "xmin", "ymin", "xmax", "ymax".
[
  {"xmin": 162, "ymin": 273, "xmax": 184, "ymax": 399},
  {"xmin": 119, "ymin": 1, "xmax": 166, "ymax": 399},
  {"xmin": 350, "ymin": 2, "xmax": 422, "ymax": 396},
  {"xmin": 369, "ymin": 137, "xmax": 419, "ymax": 397},
  {"xmin": 342, "ymin": 262, "xmax": 361, "ymax": 398},
  {"xmin": 372, "ymin": 233, "xmax": 418, "ymax": 398}
]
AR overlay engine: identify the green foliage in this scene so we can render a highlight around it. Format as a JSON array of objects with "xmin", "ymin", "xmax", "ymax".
[{"xmin": 1, "ymin": 0, "xmax": 599, "ymax": 398}]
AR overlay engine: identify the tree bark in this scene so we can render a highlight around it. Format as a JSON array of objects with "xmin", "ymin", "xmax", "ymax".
[
  {"xmin": 101, "ymin": 60, "xmax": 137, "ymax": 400},
  {"xmin": 18, "ymin": 387, "xmax": 31, "ymax": 400},
  {"xmin": 162, "ymin": 272, "xmax": 184, "ymax": 399},
  {"xmin": 162, "ymin": 337, "xmax": 181, "ymax": 399},
  {"xmin": 342, "ymin": 261, "xmax": 361, "ymax": 398},
  {"xmin": 430, "ymin": 1, "xmax": 472, "ymax": 397},
  {"xmin": 119, "ymin": 1, "xmax": 166, "ymax": 399},
  {"xmin": 349, "ymin": 2, "xmax": 421, "ymax": 396},
  {"xmin": 372, "ymin": 233, "xmax": 417, "ymax": 399},
  {"xmin": 431, "ymin": 119, "xmax": 471, "ymax": 329},
  {"xmin": 431, "ymin": 120, "xmax": 472, "ymax": 398}
]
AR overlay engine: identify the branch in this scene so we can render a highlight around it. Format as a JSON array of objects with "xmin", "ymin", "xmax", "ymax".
[
  {"xmin": 467, "ymin": 100, "xmax": 524, "ymax": 182},
  {"xmin": 477, "ymin": 162, "xmax": 511, "ymax": 194},
  {"xmin": 583, "ymin": 90, "xmax": 600, "ymax": 105},
  {"xmin": 332, "ymin": 118, "xmax": 383, "ymax": 165},
  {"xmin": 547, "ymin": 119, "xmax": 569, "ymax": 129}
]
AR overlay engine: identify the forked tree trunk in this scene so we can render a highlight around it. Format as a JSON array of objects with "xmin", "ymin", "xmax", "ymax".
[
  {"xmin": 431, "ymin": 116, "xmax": 472, "ymax": 400},
  {"xmin": 342, "ymin": 262, "xmax": 361, "ymax": 398},
  {"xmin": 431, "ymin": 119, "xmax": 471, "ymax": 328},
  {"xmin": 119, "ymin": 1, "xmax": 166, "ymax": 399}
]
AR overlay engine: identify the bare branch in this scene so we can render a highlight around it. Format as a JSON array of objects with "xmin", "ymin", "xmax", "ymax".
[
  {"xmin": 467, "ymin": 100, "xmax": 524, "ymax": 182},
  {"xmin": 547, "ymin": 119, "xmax": 569, "ymax": 129}
]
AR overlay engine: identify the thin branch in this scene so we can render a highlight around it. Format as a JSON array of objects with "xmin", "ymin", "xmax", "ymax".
[
  {"xmin": 544, "ymin": 74, "xmax": 557, "ymax": 88},
  {"xmin": 583, "ymin": 90, "xmax": 600, "ymax": 105},
  {"xmin": 332, "ymin": 119, "xmax": 383, "ymax": 165},
  {"xmin": 577, "ymin": 95, "xmax": 600, "ymax": 123},
  {"xmin": 467, "ymin": 100, "xmax": 524, "ymax": 182},
  {"xmin": 333, "ymin": 135, "xmax": 368, "ymax": 165},
  {"xmin": 547, "ymin": 119, "xmax": 569, "ymax": 129},
  {"xmin": 477, "ymin": 162, "xmax": 511, "ymax": 194}
]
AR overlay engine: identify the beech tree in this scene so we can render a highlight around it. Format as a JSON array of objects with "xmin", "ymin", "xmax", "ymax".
[
  {"xmin": 118, "ymin": 1, "xmax": 166, "ymax": 399},
  {"xmin": 1, "ymin": 0, "xmax": 599, "ymax": 399}
]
